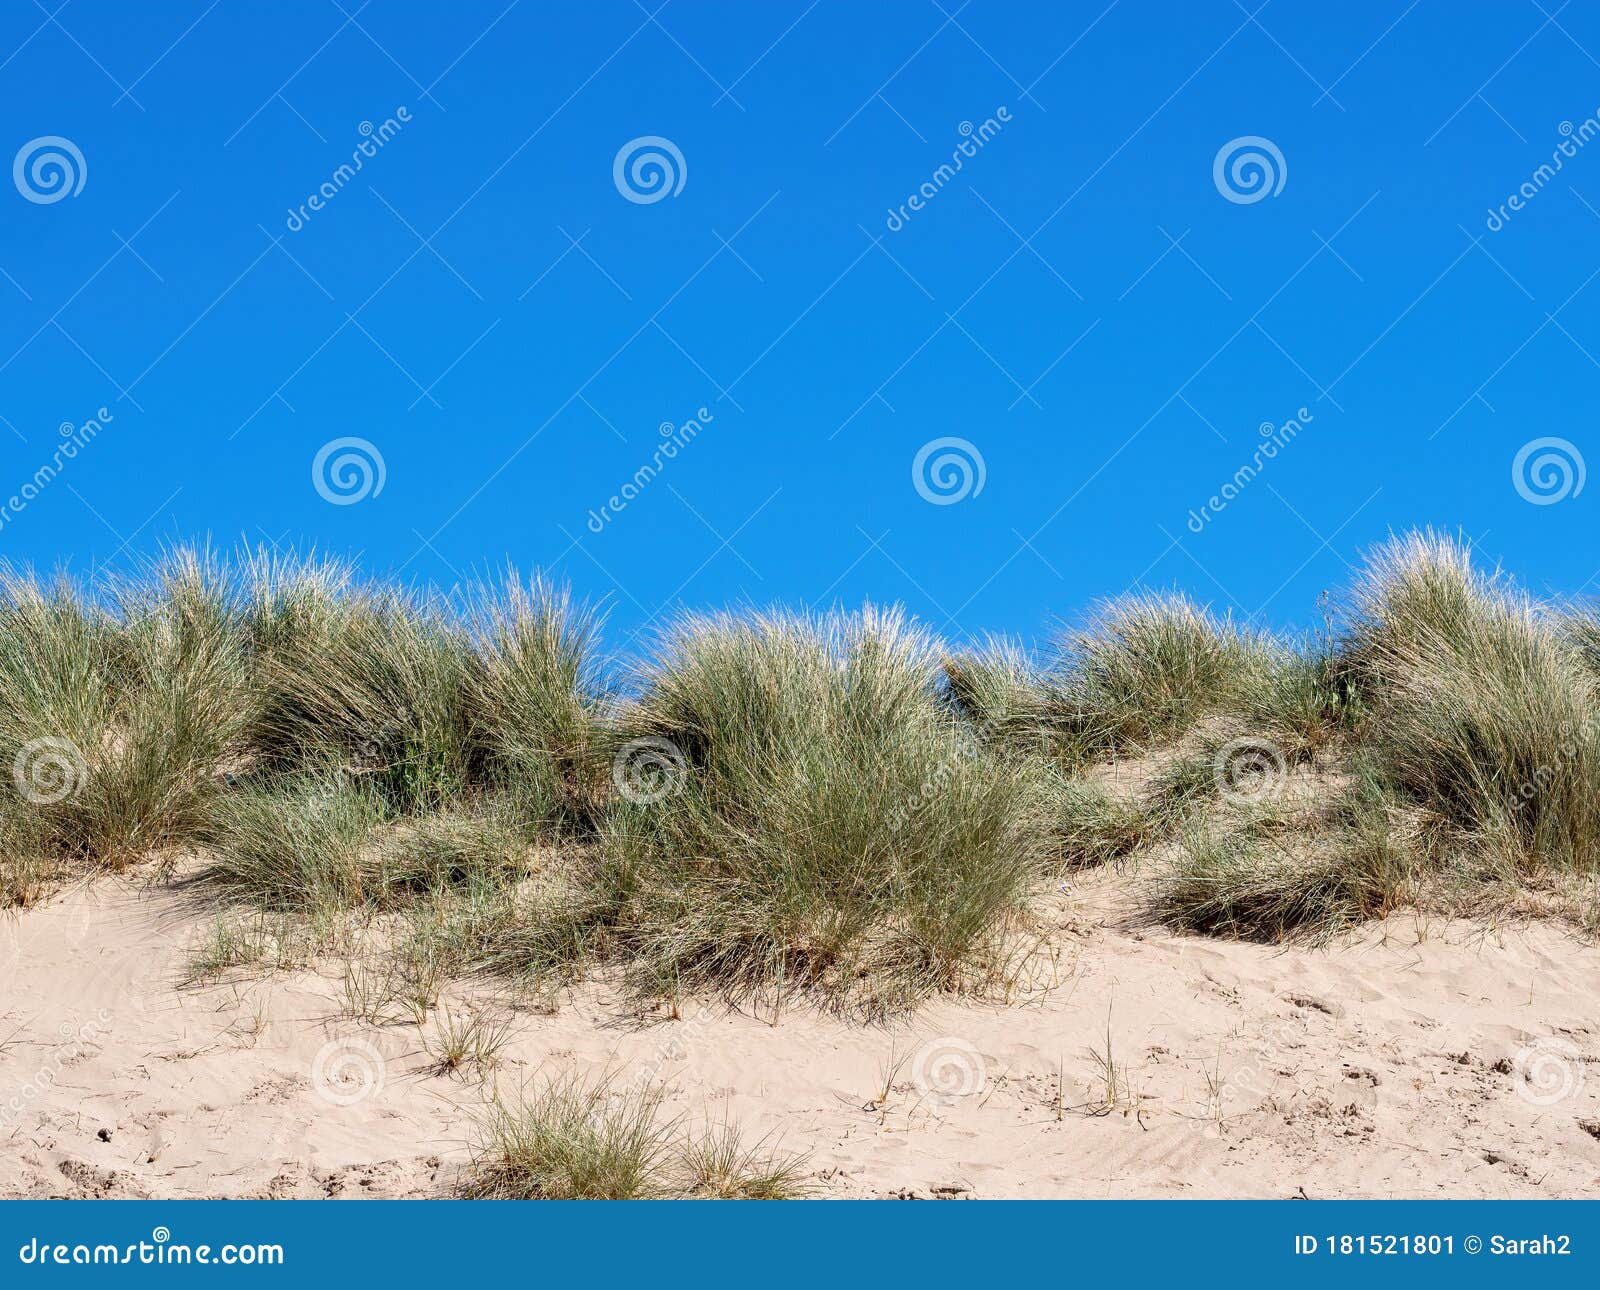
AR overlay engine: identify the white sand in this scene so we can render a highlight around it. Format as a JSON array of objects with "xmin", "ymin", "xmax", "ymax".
[{"xmin": 2, "ymin": 869, "xmax": 1597, "ymax": 1199}]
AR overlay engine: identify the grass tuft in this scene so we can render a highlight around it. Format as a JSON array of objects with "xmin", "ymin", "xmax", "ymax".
[
  {"xmin": 468, "ymin": 572, "xmax": 608, "ymax": 833},
  {"xmin": 601, "ymin": 607, "xmax": 1042, "ymax": 1012},
  {"xmin": 1047, "ymin": 592, "xmax": 1259, "ymax": 762},
  {"xmin": 676, "ymin": 1121, "xmax": 812, "ymax": 1199},
  {"xmin": 1034, "ymin": 771, "xmax": 1153, "ymax": 867},
  {"xmin": 1349, "ymin": 533, "xmax": 1600, "ymax": 870},
  {"xmin": 1150, "ymin": 768, "xmax": 1413, "ymax": 943},
  {"xmin": 1150, "ymin": 825, "xmax": 1406, "ymax": 943},
  {"xmin": 466, "ymin": 1071, "xmax": 677, "ymax": 1200},
  {"xmin": 0, "ymin": 548, "xmax": 255, "ymax": 879},
  {"xmin": 251, "ymin": 578, "xmax": 476, "ymax": 813},
  {"xmin": 1230, "ymin": 637, "xmax": 1363, "ymax": 763},
  {"xmin": 467, "ymin": 1070, "xmax": 808, "ymax": 1200},
  {"xmin": 201, "ymin": 775, "xmax": 386, "ymax": 912}
]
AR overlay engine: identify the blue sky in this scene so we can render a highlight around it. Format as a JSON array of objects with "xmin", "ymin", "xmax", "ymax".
[{"xmin": 3, "ymin": 1, "xmax": 1600, "ymax": 653}]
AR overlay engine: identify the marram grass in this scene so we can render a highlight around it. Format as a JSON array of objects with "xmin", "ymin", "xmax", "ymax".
[{"xmin": 2, "ymin": 531, "xmax": 1598, "ymax": 1010}]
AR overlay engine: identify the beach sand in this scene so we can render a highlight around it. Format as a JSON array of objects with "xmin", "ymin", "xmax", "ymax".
[{"xmin": 3, "ymin": 868, "xmax": 1597, "ymax": 1199}]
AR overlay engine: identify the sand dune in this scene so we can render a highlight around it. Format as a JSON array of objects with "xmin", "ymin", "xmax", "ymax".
[{"xmin": 3, "ymin": 869, "xmax": 1596, "ymax": 1200}]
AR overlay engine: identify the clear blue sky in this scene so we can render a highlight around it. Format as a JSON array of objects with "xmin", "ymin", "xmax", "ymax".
[{"xmin": 3, "ymin": 1, "xmax": 1599, "ymax": 653}]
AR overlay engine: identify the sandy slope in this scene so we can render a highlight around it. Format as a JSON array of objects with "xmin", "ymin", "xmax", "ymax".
[{"xmin": 2, "ymin": 870, "xmax": 1597, "ymax": 1200}]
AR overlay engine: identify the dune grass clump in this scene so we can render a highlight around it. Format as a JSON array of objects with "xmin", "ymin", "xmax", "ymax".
[
  {"xmin": 1348, "ymin": 532, "xmax": 1600, "ymax": 871},
  {"xmin": 1558, "ymin": 608, "xmax": 1600, "ymax": 682},
  {"xmin": 467, "ymin": 573, "xmax": 610, "ymax": 833},
  {"xmin": 676, "ymin": 1121, "xmax": 813, "ymax": 1199},
  {"xmin": 197, "ymin": 558, "xmax": 605, "ymax": 925},
  {"xmin": 248, "ymin": 564, "xmax": 478, "ymax": 813},
  {"xmin": 201, "ymin": 776, "xmax": 387, "ymax": 912},
  {"xmin": 245, "ymin": 556, "xmax": 607, "ymax": 832},
  {"xmin": 1150, "ymin": 825, "xmax": 1403, "ymax": 943},
  {"xmin": 1150, "ymin": 780, "xmax": 1412, "ymax": 943},
  {"xmin": 373, "ymin": 806, "xmax": 533, "ymax": 904},
  {"xmin": 1142, "ymin": 748, "xmax": 1227, "ymax": 829},
  {"xmin": 1034, "ymin": 773, "xmax": 1153, "ymax": 867},
  {"xmin": 600, "ymin": 608, "xmax": 1041, "ymax": 1011},
  {"xmin": 466, "ymin": 1071, "xmax": 809, "ymax": 1200},
  {"xmin": 468, "ymin": 1072, "xmax": 675, "ymax": 1200},
  {"xmin": 1228, "ymin": 638, "xmax": 1363, "ymax": 763},
  {"xmin": 456, "ymin": 856, "xmax": 628, "ymax": 983},
  {"xmin": 241, "ymin": 550, "xmax": 358, "ymax": 761},
  {"xmin": 1053, "ymin": 592, "xmax": 1258, "ymax": 758},
  {"xmin": 1011, "ymin": 592, "xmax": 1260, "ymax": 768},
  {"xmin": 947, "ymin": 595, "xmax": 1258, "ymax": 768},
  {"xmin": 0, "ymin": 550, "xmax": 255, "ymax": 892},
  {"xmin": 202, "ymin": 774, "xmax": 546, "ymax": 918},
  {"xmin": 89, "ymin": 553, "xmax": 256, "ymax": 853},
  {"xmin": 0, "ymin": 810, "xmax": 56, "ymax": 907},
  {"xmin": 943, "ymin": 638, "xmax": 1061, "ymax": 754},
  {"xmin": 6, "ymin": 528, "xmax": 1600, "ymax": 964},
  {"xmin": 1147, "ymin": 533, "xmax": 1600, "ymax": 941},
  {"xmin": 0, "ymin": 571, "xmax": 109, "ymax": 884},
  {"xmin": 191, "ymin": 561, "xmax": 612, "ymax": 989},
  {"xmin": 1370, "ymin": 630, "xmax": 1600, "ymax": 869},
  {"xmin": 1341, "ymin": 530, "xmax": 1492, "ymax": 688}
]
